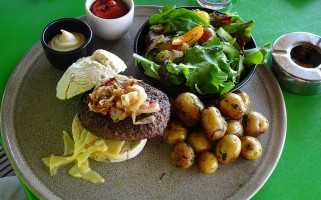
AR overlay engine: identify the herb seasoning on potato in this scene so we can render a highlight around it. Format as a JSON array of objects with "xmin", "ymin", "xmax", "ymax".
[
  {"xmin": 215, "ymin": 134, "xmax": 241, "ymax": 165},
  {"xmin": 240, "ymin": 136, "xmax": 262, "ymax": 160},
  {"xmin": 188, "ymin": 130, "xmax": 213, "ymax": 154},
  {"xmin": 234, "ymin": 90, "xmax": 250, "ymax": 110},
  {"xmin": 219, "ymin": 93, "xmax": 247, "ymax": 119},
  {"xmin": 197, "ymin": 152, "xmax": 219, "ymax": 175},
  {"xmin": 163, "ymin": 119, "xmax": 188, "ymax": 145},
  {"xmin": 175, "ymin": 92, "xmax": 205, "ymax": 127},
  {"xmin": 171, "ymin": 142, "xmax": 195, "ymax": 169},
  {"xmin": 202, "ymin": 107, "xmax": 227, "ymax": 141},
  {"xmin": 242, "ymin": 111, "xmax": 269, "ymax": 137},
  {"xmin": 226, "ymin": 119, "xmax": 244, "ymax": 137}
]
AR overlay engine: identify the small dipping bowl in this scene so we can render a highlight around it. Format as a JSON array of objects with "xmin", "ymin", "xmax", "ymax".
[
  {"xmin": 272, "ymin": 32, "xmax": 321, "ymax": 95},
  {"xmin": 85, "ymin": 0, "xmax": 134, "ymax": 40},
  {"xmin": 41, "ymin": 18, "xmax": 93, "ymax": 70}
]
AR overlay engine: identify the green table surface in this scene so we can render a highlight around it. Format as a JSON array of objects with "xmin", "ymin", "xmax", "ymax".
[{"xmin": 1, "ymin": 0, "xmax": 321, "ymax": 199}]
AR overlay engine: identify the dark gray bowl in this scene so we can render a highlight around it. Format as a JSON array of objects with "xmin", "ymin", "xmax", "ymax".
[
  {"xmin": 41, "ymin": 18, "xmax": 93, "ymax": 70},
  {"xmin": 134, "ymin": 7, "xmax": 257, "ymax": 98}
]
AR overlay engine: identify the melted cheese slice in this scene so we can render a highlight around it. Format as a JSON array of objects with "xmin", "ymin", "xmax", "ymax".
[
  {"xmin": 90, "ymin": 140, "xmax": 125, "ymax": 161},
  {"xmin": 63, "ymin": 130, "xmax": 74, "ymax": 156},
  {"xmin": 42, "ymin": 129, "xmax": 125, "ymax": 183},
  {"xmin": 69, "ymin": 160, "xmax": 104, "ymax": 184}
]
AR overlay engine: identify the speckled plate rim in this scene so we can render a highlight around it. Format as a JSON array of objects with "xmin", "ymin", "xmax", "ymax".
[
  {"xmin": 0, "ymin": 42, "xmax": 43, "ymax": 198},
  {"xmin": 0, "ymin": 5, "xmax": 287, "ymax": 200}
]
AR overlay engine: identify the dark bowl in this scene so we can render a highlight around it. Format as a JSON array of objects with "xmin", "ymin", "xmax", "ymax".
[
  {"xmin": 134, "ymin": 6, "xmax": 257, "ymax": 98},
  {"xmin": 41, "ymin": 18, "xmax": 93, "ymax": 70}
]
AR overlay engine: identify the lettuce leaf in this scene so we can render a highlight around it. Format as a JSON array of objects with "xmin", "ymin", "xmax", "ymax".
[
  {"xmin": 225, "ymin": 12, "xmax": 246, "ymax": 23},
  {"xmin": 149, "ymin": 5, "xmax": 209, "ymax": 33},
  {"xmin": 165, "ymin": 60, "xmax": 195, "ymax": 85},
  {"xmin": 221, "ymin": 12, "xmax": 255, "ymax": 48},
  {"xmin": 223, "ymin": 20, "xmax": 255, "ymax": 49},
  {"xmin": 236, "ymin": 55, "xmax": 245, "ymax": 82},
  {"xmin": 183, "ymin": 38, "xmax": 239, "ymax": 94},
  {"xmin": 134, "ymin": 53, "xmax": 194, "ymax": 86},
  {"xmin": 134, "ymin": 54, "xmax": 160, "ymax": 79},
  {"xmin": 184, "ymin": 38, "xmax": 238, "ymax": 80},
  {"xmin": 244, "ymin": 42, "xmax": 272, "ymax": 65},
  {"xmin": 186, "ymin": 64, "xmax": 229, "ymax": 95}
]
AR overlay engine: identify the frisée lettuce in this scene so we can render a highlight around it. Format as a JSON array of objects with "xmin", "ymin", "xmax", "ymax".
[{"xmin": 134, "ymin": 5, "xmax": 271, "ymax": 95}]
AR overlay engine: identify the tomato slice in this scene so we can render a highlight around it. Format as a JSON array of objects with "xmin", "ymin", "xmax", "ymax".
[
  {"xmin": 198, "ymin": 27, "xmax": 216, "ymax": 45},
  {"xmin": 172, "ymin": 25, "xmax": 204, "ymax": 46}
]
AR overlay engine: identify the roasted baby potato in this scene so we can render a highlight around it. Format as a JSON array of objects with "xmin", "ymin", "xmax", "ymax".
[
  {"xmin": 163, "ymin": 119, "xmax": 188, "ymax": 145},
  {"xmin": 240, "ymin": 136, "xmax": 263, "ymax": 160},
  {"xmin": 188, "ymin": 130, "xmax": 212, "ymax": 154},
  {"xmin": 234, "ymin": 90, "xmax": 250, "ymax": 110},
  {"xmin": 242, "ymin": 111, "xmax": 269, "ymax": 137},
  {"xmin": 226, "ymin": 119, "xmax": 244, "ymax": 137},
  {"xmin": 219, "ymin": 93, "xmax": 247, "ymax": 119},
  {"xmin": 202, "ymin": 107, "xmax": 227, "ymax": 141},
  {"xmin": 175, "ymin": 92, "xmax": 205, "ymax": 127},
  {"xmin": 197, "ymin": 152, "xmax": 218, "ymax": 175},
  {"xmin": 214, "ymin": 134, "xmax": 241, "ymax": 165},
  {"xmin": 171, "ymin": 142, "xmax": 195, "ymax": 169}
]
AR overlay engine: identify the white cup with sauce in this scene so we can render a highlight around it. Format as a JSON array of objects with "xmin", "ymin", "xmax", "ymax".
[{"xmin": 85, "ymin": 0, "xmax": 134, "ymax": 40}]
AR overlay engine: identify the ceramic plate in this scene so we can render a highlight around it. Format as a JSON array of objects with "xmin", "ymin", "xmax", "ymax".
[{"xmin": 1, "ymin": 6, "xmax": 286, "ymax": 200}]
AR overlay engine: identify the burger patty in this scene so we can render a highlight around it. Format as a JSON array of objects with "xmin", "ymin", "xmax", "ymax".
[{"xmin": 77, "ymin": 82, "xmax": 171, "ymax": 141}]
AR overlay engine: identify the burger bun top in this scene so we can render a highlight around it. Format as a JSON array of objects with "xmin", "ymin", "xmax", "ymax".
[{"xmin": 56, "ymin": 49, "xmax": 127, "ymax": 100}]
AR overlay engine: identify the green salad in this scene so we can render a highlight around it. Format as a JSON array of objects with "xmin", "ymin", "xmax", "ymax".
[{"xmin": 134, "ymin": 5, "xmax": 271, "ymax": 95}]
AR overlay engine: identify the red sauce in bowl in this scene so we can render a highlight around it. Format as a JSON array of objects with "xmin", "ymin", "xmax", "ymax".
[{"xmin": 90, "ymin": 0, "xmax": 129, "ymax": 19}]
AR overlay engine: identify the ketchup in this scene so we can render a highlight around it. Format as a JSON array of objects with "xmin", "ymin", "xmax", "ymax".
[{"xmin": 90, "ymin": 0, "xmax": 129, "ymax": 19}]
